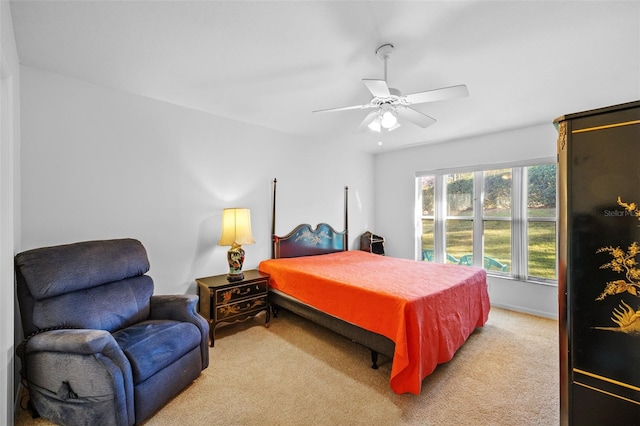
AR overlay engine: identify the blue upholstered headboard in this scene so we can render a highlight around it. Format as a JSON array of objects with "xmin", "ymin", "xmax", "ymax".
[{"xmin": 273, "ymin": 223, "xmax": 347, "ymax": 259}]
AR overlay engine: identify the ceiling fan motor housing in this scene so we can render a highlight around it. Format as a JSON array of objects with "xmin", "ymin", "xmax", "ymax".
[{"xmin": 375, "ymin": 43, "xmax": 394, "ymax": 61}]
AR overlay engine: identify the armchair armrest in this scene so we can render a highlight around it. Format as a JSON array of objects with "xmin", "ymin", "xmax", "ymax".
[
  {"xmin": 21, "ymin": 329, "xmax": 135, "ymax": 426},
  {"xmin": 149, "ymin": 295, "xmax": 209, "ymax": 369},
  {"xmin": 27, "ymin": 329, "xmax": 122, "ymax": 356},
  {"xmin": 149, "ymin": 294, "xmax": 199, "ymax": 321}
]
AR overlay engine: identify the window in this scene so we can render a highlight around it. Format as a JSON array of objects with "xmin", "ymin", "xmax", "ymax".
[
  {"xmin": 420, "ymin": 176, "xmax": 435, "ymax": 261},
  {"xmin": 483, "ymin": 169, "xmax": 512, "ymax": 273},
  {"xmin": 446, "ymin": 172, "xmax": 474, "ymax": 262},
  {"xmin": 526, "ymin": 164, "xmax": 557, "ymax": 280},
  {"xmin": 417, "ymin": 161, "xmax": 557, "ymax": 283}
]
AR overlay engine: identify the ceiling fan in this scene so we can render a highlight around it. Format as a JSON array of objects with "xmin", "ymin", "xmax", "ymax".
[{"xmin": 313, "ymin": 43, "xmax": 469, "ymax": 132}]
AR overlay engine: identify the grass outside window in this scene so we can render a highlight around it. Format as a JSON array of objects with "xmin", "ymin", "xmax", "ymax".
[{"xmin": 418, "ymin": 163, "xmax": 557, "ymax": 282}]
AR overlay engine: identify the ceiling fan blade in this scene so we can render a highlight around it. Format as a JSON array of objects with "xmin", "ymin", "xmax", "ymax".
[
  {"xmin": 313, "ymin": 103, "xmax": 372, "ymax": 113},
  {"xmin": 404, "ymin": 84, "xmax": 469, "ymax": 105},
  {"xmin": 363, "ymin": 79, "xmax": 391, "ymax": 98},
  {"xmin": 357, "ymin": 110, "xmax": 380, "ymax": 132},
  {"xmin": 397, "ymin": 107, "xmax": 437, "ymax": 128}
]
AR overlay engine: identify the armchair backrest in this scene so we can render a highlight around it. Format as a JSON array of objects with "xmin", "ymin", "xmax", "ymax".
[{"xmin": 15, "ymin": 239, "xmax": 154, "ymax": 336}]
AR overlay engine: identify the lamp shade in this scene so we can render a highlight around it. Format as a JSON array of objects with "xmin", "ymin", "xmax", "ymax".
[
  {"xmin": 218, "ymin": 208, "xmax": 255, "ymax": 246},
  {"xmin": 368, "ymin": 117, "xmax": 381, "ymax": 132},
  {"xmin": 380, "ymin": 110, "xmax": 398, "ymax": 128}
]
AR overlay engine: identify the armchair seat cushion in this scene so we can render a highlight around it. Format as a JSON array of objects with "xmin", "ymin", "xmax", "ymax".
[{"xmin": 114, "ymin": 320, "xmax": 201, "ymax": 384}]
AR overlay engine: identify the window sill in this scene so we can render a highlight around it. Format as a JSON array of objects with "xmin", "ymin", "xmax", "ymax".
[{"xmin": 486, "ymin": 272, "xmax": 558, "ymax": 287}]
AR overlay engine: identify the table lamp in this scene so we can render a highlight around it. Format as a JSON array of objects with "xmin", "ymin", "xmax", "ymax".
[{"xmin": 218, "ymin": 208, "xmax": 255, "ymax": 281}]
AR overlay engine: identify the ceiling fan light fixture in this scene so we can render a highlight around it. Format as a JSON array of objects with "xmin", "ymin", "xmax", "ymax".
[
  {"xmin": 367, "ymin": 117, "xmax": 381, "ymax": 132},
  {"xmin": 380, "ymin": 110, "xmax": 397, "ymax": 129}
]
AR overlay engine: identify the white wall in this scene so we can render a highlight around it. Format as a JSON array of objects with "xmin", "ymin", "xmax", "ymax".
[
  {"xmin": 1, "ymin": 1, "xmax": 20, "ymax": 423},
  {"xmin": 16, "ymin": 65, "xmax": 375, "ymax": 423},
  {"xmin": 374, "ymin": 124, "xmax": 560, "ymax": 318},
  {"xmin": 19, "ymin": 65, "xmax": 375, "ymax": 295}
]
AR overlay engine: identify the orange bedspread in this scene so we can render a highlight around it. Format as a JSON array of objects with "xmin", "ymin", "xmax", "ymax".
[{"xmin": 258, "ymin": 250, "xmax": 490, "ymax": 395}]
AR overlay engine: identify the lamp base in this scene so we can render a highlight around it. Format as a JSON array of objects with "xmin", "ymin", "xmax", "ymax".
[
  {"xmin": 226, "ymin": 244, "xmax": 245, "ymax": 282},
  {"xmin": 227, "ymin": 272, "xmax": 244, "ymax": 282}
]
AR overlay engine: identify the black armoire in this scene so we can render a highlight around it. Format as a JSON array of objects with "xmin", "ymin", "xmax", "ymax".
[{"xmin": 556, "ymin": 100, "xmax": 640, "ymax": 425}]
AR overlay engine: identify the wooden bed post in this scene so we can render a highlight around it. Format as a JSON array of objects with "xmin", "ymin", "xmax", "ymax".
[
  {"xmin": 344, "ymin": 185, "xmax": 349, "ymax": 251},
  {"xmin": 271, "ymin": 178, "xmax": 277, "ymax": 260}
]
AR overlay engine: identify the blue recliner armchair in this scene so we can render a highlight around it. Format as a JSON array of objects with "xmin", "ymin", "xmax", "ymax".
[{"xmin": 15, "ymin": 238, "xmax": 209, "ymax": 425}]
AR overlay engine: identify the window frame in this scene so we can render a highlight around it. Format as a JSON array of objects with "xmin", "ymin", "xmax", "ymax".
[{"xmin": 415, "ymin": 157, "xmax": 557, "ymax": 285}]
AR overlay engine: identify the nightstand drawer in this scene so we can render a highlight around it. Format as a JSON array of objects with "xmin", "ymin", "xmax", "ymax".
[
  {"xmin": 215, "ymin": 280, "xmax": 267, "ymax": 304},
  {"xmin": 216, "ymin": 295, "xmax": 268, "ymax": 321}
]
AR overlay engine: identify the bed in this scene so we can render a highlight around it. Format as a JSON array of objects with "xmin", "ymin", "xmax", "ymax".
[{"xmin": 258, "ymin": 179, "xmax": 490, "ymax": 395}]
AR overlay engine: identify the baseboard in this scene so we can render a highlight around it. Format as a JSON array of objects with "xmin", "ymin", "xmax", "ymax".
[{"xmin": 490, "ymin": 302, "xmax": 558, "ymax": 320}]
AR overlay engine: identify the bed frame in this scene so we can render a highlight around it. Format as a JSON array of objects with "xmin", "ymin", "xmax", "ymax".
[{"xmin": 269, "ymin": 178, "xmax": 395, "ymax": 369}]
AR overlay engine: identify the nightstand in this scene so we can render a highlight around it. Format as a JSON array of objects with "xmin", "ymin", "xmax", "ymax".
[{"xmin": 196, "ymin": 270, "xmax": 270, "ymax": 347}]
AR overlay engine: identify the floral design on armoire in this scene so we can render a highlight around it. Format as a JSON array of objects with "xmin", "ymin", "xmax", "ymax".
[{"xmin": 594, "ymin": 197, "xmax": 640, "ymax": 335}]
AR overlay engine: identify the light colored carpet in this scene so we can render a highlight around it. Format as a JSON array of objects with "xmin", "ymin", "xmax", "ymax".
[{"xmin": 15, "ymin": 307, "xmax": 558, "ymax": 425}]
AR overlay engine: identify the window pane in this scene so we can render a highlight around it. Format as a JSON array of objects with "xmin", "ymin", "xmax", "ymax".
[
  {"xmin": 421, "ymin": 176, "xmax": 435, "ymax": 216},
  {"xmin": 528, "ymin": 164, "xmax": 556, "ymax": 217},
  {"xmin": 446, "ymin": 173, "xmax": 473, "ymax": 216},
  {"xmin": 528, "ymin": 221, "xmax": 557, "ymax": 279},
  {"xmin": 528, "ymin": 164, "xmax": 557, "ymax": 280},
  {"xmin": 484, "ymin": 220, "xmax": 511, "ymax": 272},
  {"xmin": 484, "ymin": 169, "xmax": 512, "ymax": 217},
  {"xmin": 446, "ymin": 219, "xmax": 472, "ymax": 261},
  {"xmin": 421, "ymin": 219, "xmax": 434, "ymax": 261}
]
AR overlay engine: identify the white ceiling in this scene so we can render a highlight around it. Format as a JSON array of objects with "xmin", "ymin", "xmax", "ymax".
[{"xmin": 9, "ymin": 0, "xmax": 640, "ymax": 153}]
